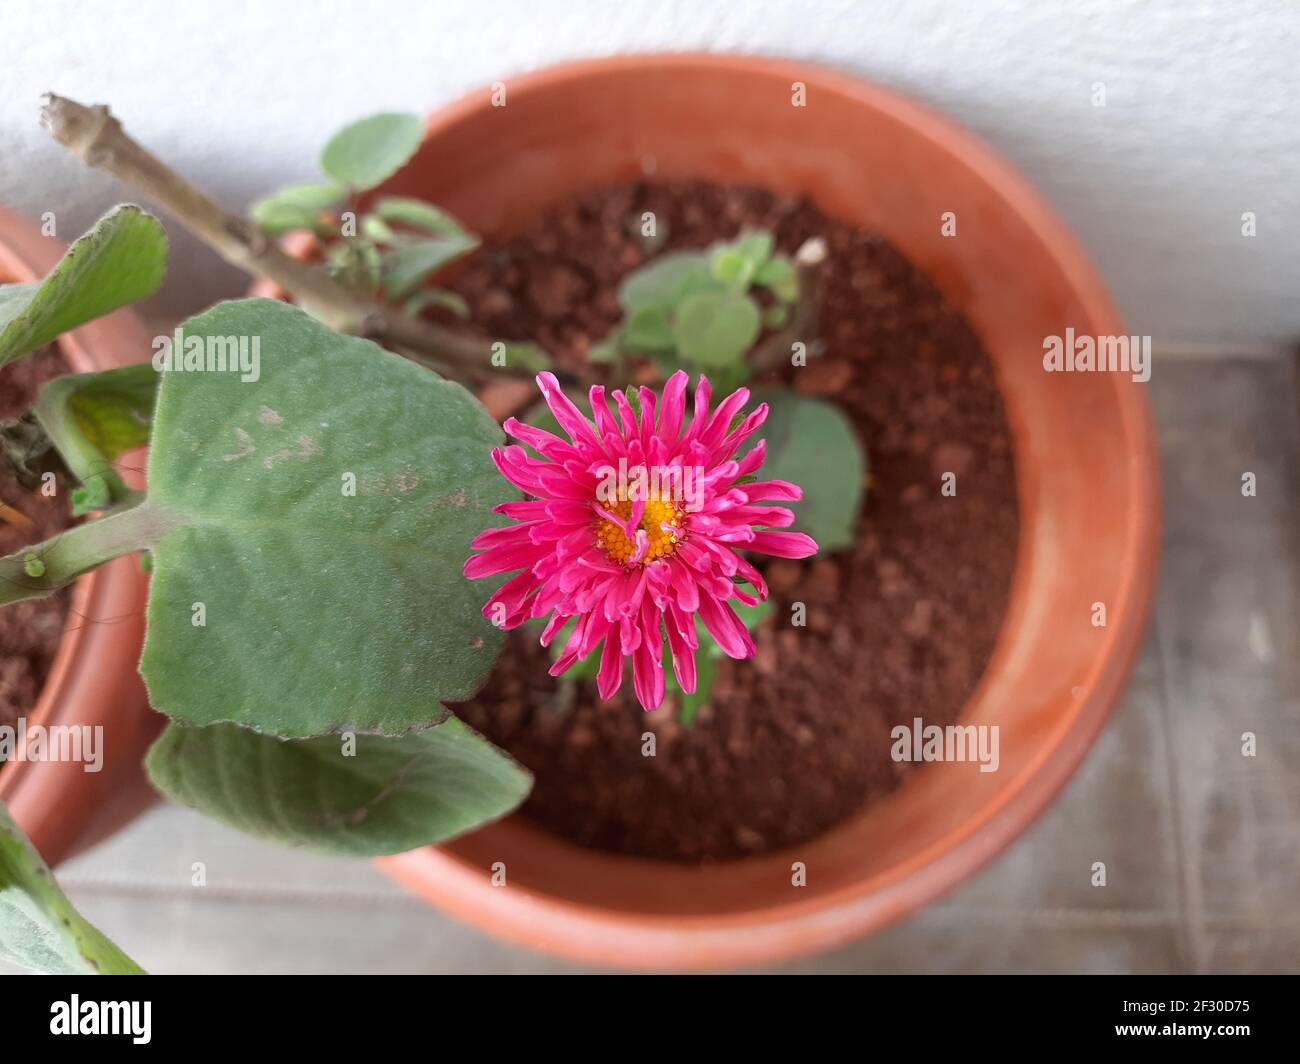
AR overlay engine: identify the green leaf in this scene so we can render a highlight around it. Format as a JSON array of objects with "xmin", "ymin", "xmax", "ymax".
[
  {"xmin": 618, "ymin": 250, "xmax": 711, "ymax": 312},
  {"xmin": 0, "ymin": 800, "xmax": 144, "ymax": 974},
  {"xmin": 586, "ymin": 336, "xmax": 621, "ymax": 363},
  {"xmin": 624, "ymin": 306, "xmax": 675, "ymax": 352},
  {"xmin": 360, "ymin": 214, "xmax": 397, "ymax": 244},
  {"xmin": 381, "ymin": 234, "xmax": 480, "ymax": 299},
  {"xmin": 763, "ymin": 304, "xmax": 790, "ymax": 329},
  {"xmin": 70, "ymin": 479, "xmax": 112, "ymax": 517},
  {"xmin": 40, "ymin": 363, "xmax": 157, "ymax": 461},
  {"xmin": 708, "ymin": 231, "xmax": 775, "ymax": 293},
  {"xmin": 748, "ymin": 391, "xmax": 866, "ymax": 551},
  {"xmin": 249, "ymin": 182, "xmax": 346, "ymax": 235},
  {"xmin": 326, "ymin": 239, "xmax": 382, "ymax": 293},
  {"xmin": 672, "ymin": 291, "xmax": 762, "ymax": 368},
  {"xmin": 755, "ymin": 256, "xmax": 798, "ymax": 302},
  {"xmin": 0, "ymin": 205, "xmax": 167, "ymax": 369},
  {"xmin": 709, "ymin": 246, "xmax": 755, "ymax": 292},
  {"xmin": 138, "ymin": 298, "xmax": 513, "ymax": 738},
  {"xmin": 373, "ymin": 197, "xmax": 468, "ymax": 237},
  {"xmin": 320, "ymin": 112, "xmax": 424, "ymax": 191},
  {"xmin": 495, "ymin": 341, "xmax": 551, "ymax": 372},
  {"xmin": 403, "ymin": 287, "xmax": 470, "ymax": 319},
  {"xmin": 34, "ymin": 362, "xmax": 159, "ymax": 509},
  {"xmin": 145, "ymin": 716, "xmax": 530, "ymax": 857},
  {"xmin": 735, "ymin": 231, "xmax": 775, "ymax": 268}
]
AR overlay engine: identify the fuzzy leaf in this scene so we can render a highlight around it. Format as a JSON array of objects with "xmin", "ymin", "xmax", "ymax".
[
  {"xmin": 373, "ymin": 197, "xmax": 468, "ymax": 237},
  {"xmin": 709, "ymin": 246, "xmax": 755, "ymax": 292},
  {"xmin": 672, "ymin": 291, "xmax": 761, "ymax": 368},
  {"xmin": 587, "ymin": 337, "xmax": 620, "ymax": 363},
  {"xmin": 0, "ymin": 205, "xmax": 166, "ymax": 368},
  {"xmin": 327, "ymin": 239, "xmax": 383, "ymax": 293},
  {"xmin": 250, "ymin": 182, "xmax": 346, "ymax": 235},
  {"xmin": 0, "ymin": 800, "xmax": 144, "ymax": 974},
  {"xmin": 755, "ymin": 256, "xmax": 798, "ymax": 302},
  {"xmin": 495, "ymin": 341, "xmax": 551, "ymax": 372},
  {"xmin": 618, "ymin": 250, "xmax": 710, "ymax": 313},
  {"xmin": 381, "ymin": 234, "xmax": 480, "ymax": 299},
  {"xmin": 749, "ymin": 391, "xmax": 865, "ymax": 551},
  {"xmin": 624, "ymin": 306, "xmax": 675, "ymax": 352},
  {"xmin": 35, "ymin": 362, "xmax": 158, "ymax": 507},
  {"xmin": 403, "ymin": 288, "xmax": 470, "ymax": 319},
  {"xmin": 735, "ymin": 231, "xmax": 775, "ymax": 268},
  {"xmin": 138, "ymin": 298, "xmax": 512, "ymax": 737},
  {"xmin": 321, "ymin": 113, "xmax": 424, "ymax": 191},
  {"xmin": 145, "ymin": 716, "xmax": 530, "ymax": 857}
]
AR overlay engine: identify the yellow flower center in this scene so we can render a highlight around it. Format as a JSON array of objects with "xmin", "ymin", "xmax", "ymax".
[{"xmin": 596, "ymin": 494, "xmax": 685, "ymax": 566}]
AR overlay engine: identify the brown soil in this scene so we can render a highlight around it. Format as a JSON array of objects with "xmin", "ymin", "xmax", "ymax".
[
  {"xmin": 447, "ymin": 180, "xmax": 1019, "ymax": 861},
  {"xmin": 0, "ymin": 346, "xmax": 75, "ymax": 748}
]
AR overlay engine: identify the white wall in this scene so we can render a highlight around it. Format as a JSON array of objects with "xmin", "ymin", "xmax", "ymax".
[{"xmin": 1, "ymin": 0, "xmax": 1296, "ymax": 350}]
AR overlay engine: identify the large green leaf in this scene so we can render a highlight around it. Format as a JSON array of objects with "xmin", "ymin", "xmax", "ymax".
[
  {"xmin": 34, "ymin": 362, "xmax": 158, "ymax": 511},
  {"xmin": 749, "ymin": 391, "xmax": 866, "ymax": 551},
  {"xmin": 145, "ymin": 716, "xmax": 531, "ymax": 857},
  {"xmin": 0, "ymin": 205, "xmax": 167, "ymax": 368},
  {"xmin": 320, "ymin": 113, "xmax": 424, "ymax": 191},
  {"xmin": 138, "ymin": 298, "xmax": 512, "ymax": 737},
  {"xmin": 0, "ymin": 800, "xmax": 144, "ymax": 974}
]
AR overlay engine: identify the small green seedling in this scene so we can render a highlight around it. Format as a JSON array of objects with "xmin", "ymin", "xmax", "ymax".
[{"xmin": 592, "ymin": 230, "xmax": 799, "ymax": 387}]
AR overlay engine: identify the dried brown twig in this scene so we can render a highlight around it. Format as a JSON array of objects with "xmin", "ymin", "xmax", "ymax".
[{"xmin": 39, "ymin": 94, "xmax": 521, "ymax": 380}]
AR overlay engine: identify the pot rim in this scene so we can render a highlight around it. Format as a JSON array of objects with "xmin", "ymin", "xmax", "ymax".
[{"xmin": 372, "ymin": 52, "xmax": 1161, "ymax": 968}]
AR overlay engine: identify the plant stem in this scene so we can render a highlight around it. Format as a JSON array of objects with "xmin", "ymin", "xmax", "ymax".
[
  {"xmin": 39, "ymin": 94, "xmax": 522, "ymax": 381},
  {"xmin": 750, "ymin": 236, "xmax": 828, "ymax": 374},
  {"xmin": 0, "ymin": 500, "xmax": 169, "ymax": 607}
]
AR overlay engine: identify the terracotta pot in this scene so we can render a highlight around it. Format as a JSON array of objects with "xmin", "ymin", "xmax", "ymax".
[
  {"xmin": 0, "ymin": 206, "xmax": 163, "ymax": 865},
  {"xmin": 261, "ymin": 54, "xmax": 1161, "ymax": 970}
]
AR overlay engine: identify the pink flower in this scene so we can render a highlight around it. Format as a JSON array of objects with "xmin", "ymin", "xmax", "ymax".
[{"xmin": 464, "ymin": 371, "xmax": 818, "ymax": 711}]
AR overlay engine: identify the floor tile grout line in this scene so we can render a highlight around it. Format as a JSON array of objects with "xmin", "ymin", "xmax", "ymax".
[{"xmin": 1151, "ymin": 605, "xmax": 1208, "ymax": 973}]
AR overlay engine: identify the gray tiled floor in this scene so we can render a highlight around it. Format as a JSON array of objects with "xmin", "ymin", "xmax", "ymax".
[{"xmin": 4, "ymin": 355, "xmax": 1297, "ymax": 974}]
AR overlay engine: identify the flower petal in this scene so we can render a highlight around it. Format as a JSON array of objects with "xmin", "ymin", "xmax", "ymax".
[
  {"xmin": 698, "ymin": 593, "xmax": 757, "ymax": 659},
  {"xmin": 750, "ymin": 530, "xmax": 820, "ymax": 559}
]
